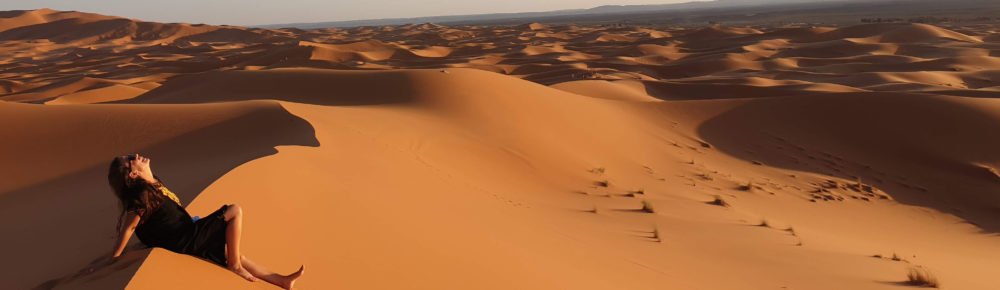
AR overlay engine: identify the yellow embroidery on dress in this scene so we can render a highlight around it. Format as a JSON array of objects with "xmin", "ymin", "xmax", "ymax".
[{"xmin": 157, "ymin": 185, "xmax": 182, "ymax": 206}]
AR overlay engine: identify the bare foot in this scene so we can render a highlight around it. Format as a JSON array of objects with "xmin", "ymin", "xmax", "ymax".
[
  {"xmin": 280, "ymin": 265, "xmax": 305, "ymax": 290},
  {"xmin": 229, "ymin": 265, "xmax": 257, "ymax": 282}
]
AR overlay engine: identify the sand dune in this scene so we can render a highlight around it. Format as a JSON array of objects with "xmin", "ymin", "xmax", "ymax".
[
  {"xmin": 0, "ymin": 100, "xmax": 318, "ymax": 290},
  {"xmin": 814, "ymin": 23, "xmax": 982, "ymax": 43},
  {"xmin": 44, "ymin": 84, "xmax": 148, "ymax": 105},
  {"xmin": 2, "ymin": 8, "xmax": 1000, "ymax": 290}
]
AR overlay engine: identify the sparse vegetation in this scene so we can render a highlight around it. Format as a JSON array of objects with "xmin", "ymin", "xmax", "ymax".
[
  {"xmin": 640, "ymin": 200, "xmax": 655, "ymax": 213},
  {"xmin": 906, "ymin": 266, "xmax": 939, "ymax": 288},
  {"xmin": 873, "ymin": 252, "xmax": 913, "ymax": 263},
  {"xmin": 622, "ymin": 189, "xmax": 644, "ymax": 197},
  {"xmin": 595, "ymin": 180, "xmax": 609, "ymax": 187},
  {"xmin": 757, "ymin": 219, "xmax": 770, "ymax": 228},
  {"xmin": 651, "ymin": 226, "xmax": 661, "ymax": 242},
  {"xmin": 738, "ymin": 180, "xmax": 754, "ymax": 191},
  {"xmin": 707, "ymin": 195, "xmax": 730, "ymax": 207},
  {"xmin": 590, "ymin": 167, "xmax": 606, "ymax": 175}
]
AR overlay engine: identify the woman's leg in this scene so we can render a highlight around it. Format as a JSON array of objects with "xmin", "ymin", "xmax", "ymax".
[
  {"xmin": 223, "ymin": 204, "xmax": 255, "ymax": 281},
  {"xmin": 241, "ymin": 255, "xmax": 305, "ymax": 290}
]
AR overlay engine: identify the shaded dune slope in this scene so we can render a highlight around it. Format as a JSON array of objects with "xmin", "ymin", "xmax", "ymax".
[
  {"xmin": 698, "ymin": 93, "xmax": 1000, "ymax": 231},
  {"xmin": 0, "ymin": 101, "xmax": 318, "ymax": 290}
]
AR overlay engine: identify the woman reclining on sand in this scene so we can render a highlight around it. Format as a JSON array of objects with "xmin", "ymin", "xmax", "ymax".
[{"xmin": 103, "ymin": 153, "xmax": 304, "ymax": 289}]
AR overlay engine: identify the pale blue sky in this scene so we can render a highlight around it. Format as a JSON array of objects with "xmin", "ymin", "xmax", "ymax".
[{"xmin": 0, "ymin": 0, "xmax": 686, "ymax": 26}]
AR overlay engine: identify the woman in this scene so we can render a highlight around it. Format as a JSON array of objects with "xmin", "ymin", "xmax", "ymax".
[{"xmin": 105, "ymin": 153, "xmax": 304, "ymax": 289}]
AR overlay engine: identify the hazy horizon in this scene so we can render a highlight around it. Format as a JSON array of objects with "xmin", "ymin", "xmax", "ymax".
[{"xmin": 0, "ymin": 0, "xmax": 696, "ymax": 26}]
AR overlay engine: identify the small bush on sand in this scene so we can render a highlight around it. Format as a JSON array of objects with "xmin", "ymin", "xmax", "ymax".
[
  {"xmin": 707, "ymin": 195, "xmax": 730, "ymax": 207},
  {"xmin": 640, "ymin": 200, "xmax": 655, "ymax": 213},
  {"xmin": 906, "ymin": 266, "xmax": 939, "ymax": 288}
]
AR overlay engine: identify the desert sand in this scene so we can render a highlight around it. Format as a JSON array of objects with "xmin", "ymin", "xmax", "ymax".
[{"xmin": 2, "ymin": 8, "xmax": 1000, "ymax": 290}]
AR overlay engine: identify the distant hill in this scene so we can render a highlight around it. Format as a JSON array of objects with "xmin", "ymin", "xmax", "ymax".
[
  {"xmin": 258, "ymin": 0, "xmax": 1000, "ymax": 29},
  {"xmin": 256, "ymin": 0, "xmax": 804, "ymax": 29}
]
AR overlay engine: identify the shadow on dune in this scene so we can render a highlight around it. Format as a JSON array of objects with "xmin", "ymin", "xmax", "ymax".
[
  {"xmin": 31, "ymin": 245, "xmax": 152, "ymax": 290},
  {"xmin": 0, "ymin": 18, "xmax": 130, "ymax": 42},
  {"xmin": 639, "ymin": 81, "xmax": 819, "ymax": 100},
  {"xmin": 0, "ymin": 101, "xmax": 319, "ymax": 289},
  {"xmin": 114, "ymin": 69, "xmax": 419, "ymax": 106},
  {"xmin": 696, "ymin": 92, "xmax": 1000, "ymax": 233}
]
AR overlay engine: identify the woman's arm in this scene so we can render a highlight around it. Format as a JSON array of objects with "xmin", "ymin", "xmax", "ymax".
[
  {"xmin": 111, "ymin": 212, "xmax": 141, "ymax": 260},
  {"xmin": 86, "ymin": 212, "xmax": 140, "ymax": 274}
]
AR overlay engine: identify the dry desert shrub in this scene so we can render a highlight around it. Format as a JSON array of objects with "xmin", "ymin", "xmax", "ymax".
[
  {"xmin": 906, "ymin": 266, "xmax": 939, "ymax": 288},
  {"xmin": 640, "ymin": 200, "xmax": 655, "ymax": 213},
  {"xmin": 707, "ymin": 195, "xmax": 730, "ymax": 207}
]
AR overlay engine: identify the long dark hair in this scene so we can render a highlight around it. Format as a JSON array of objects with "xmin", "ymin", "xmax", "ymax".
[{"xmin": 108, "ymin": 155, "xmax": 166, "ymax": 233}]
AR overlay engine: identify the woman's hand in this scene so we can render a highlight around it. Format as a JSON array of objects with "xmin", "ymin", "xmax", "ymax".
[
  {"xmin": 127, "ymin": 153, "xmax": 158, "ymax": 184},
  {"xmin": 93, "ymin": 212, "xmax": 139, "ymax": 275}
]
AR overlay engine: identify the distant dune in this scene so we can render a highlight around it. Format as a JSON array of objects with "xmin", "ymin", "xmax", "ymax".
[{"xmin": 2, "ymin": 8, "xmax": 1000, "ymax": 290}]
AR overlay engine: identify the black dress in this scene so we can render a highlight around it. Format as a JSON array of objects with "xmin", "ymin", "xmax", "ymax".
[{"xmin": 133, "ymin": 190, "xmax": 230, "ymax": 267}]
